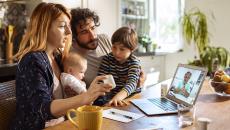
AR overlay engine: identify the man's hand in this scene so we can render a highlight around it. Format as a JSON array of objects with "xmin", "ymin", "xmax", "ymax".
[
  {"xmin": 181, "ymin": 87, "xmax": 189, "ymax": 97},
  {"xmin": 137, "ymin": 70, "xmax": 146, "ymax": 88}
]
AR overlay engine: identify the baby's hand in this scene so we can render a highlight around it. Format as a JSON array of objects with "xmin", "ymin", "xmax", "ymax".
[{"xmin": 64, "ymin": 85, "xmax": 78, "ymax": 98}]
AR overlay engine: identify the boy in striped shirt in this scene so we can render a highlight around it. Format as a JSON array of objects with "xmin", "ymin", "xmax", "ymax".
[{"xmin": 94, "ymin": 27, "xmax": 141, "ymax": 106}]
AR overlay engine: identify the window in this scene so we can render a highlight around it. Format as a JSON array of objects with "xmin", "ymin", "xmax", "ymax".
[
  {"xmin": 120, "ymin": 0, "xmax": 184, "ymax": 53},
  {"xmin": 149, "ymin": 0, "xmax": 184, "ymax": 52}
]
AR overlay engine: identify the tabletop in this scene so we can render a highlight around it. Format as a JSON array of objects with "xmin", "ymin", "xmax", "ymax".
[{"xmin": 45, "ymin": 79, "xmax": 230, "ymax": 130}]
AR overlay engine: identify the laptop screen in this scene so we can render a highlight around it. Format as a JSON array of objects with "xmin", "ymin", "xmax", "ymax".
[{"xmin": 167, "ymin": 64, "xmax": 207, "ymax": 106}]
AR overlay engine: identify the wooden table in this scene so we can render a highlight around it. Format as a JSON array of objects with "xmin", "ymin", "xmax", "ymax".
[{"xmin": 45, "ymin": 79, "xmax": 230, "ymax": 130}]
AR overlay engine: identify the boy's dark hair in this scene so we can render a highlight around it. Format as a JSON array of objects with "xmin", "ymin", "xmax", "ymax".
[
  {"xmin": 71, "ymin": 8, "xmax": 100, "ymax": 40},
  {"xmin": 111, "ymin": 27, "xmax": 138, "ymax": 51}
]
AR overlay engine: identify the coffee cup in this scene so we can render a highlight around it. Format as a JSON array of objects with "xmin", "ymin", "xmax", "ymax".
[
  {"xmin": 66, "ymin": 105, "xmax": 103, "ymax": 130},
  {"xmin": 103, "ymin": 75, "xmax": 116, "ymax": 89}
]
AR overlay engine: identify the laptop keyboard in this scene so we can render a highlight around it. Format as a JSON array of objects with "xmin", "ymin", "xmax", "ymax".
[{"xmin": 148, "ymin": 98, "xmax": 178, "ymax": 111}]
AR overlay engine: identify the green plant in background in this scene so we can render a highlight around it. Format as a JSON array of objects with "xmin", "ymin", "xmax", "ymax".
[
  {"xmin": 138, "ymin": 34, "xmax": 152, "ymax": 48},
  {"xmin": 200, "ymin": 46, "xmax": 230, "ymax": 71},
  {"xmin": 181, "ymin": 8, "xmax": 210, "ymax": 55},
  {"xmin": 181, "ymin": 8, "xmax": 230, "ymax": 74},
  {"xmin": 189, "ymin": 46, "xmax": 230, "ymax": 75},
  {"xmin": 138, "ymin": 34, "xmax": 155, "ymax": 52}
]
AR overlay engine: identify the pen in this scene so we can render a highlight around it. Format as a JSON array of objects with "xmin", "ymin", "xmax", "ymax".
[{"xmin": 111, "ymin": 111, "xmax": 133, "ymax": 119}]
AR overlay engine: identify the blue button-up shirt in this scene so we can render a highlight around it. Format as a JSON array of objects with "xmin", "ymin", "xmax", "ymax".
[{"xmin": 11, "ymin": 51, "xmax": 57, "ymax": 130}]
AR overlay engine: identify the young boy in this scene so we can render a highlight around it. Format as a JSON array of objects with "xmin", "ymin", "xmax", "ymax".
[
  {"xmin": 60, "ymin": 52, "xmax": 87, "ymax": 95},
  {"xmin": 94, "ymin": 27, "xmax": 141, "ymax": 106}
]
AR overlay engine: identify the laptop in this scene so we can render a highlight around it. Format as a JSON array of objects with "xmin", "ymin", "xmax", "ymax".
[{"xmin": 130, "ymin": 64, "xmax": 207, "ymax": 116}]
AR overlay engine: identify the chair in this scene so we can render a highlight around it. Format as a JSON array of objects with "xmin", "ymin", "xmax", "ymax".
[{"xmin": 0, "ymin": 80, "xmax": 16, "ymax": 130}]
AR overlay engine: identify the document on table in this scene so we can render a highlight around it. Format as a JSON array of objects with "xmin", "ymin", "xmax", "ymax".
[
  {"xmin": 136, "ymin": 128, "xmax": 163, "ymax": 130},
  {"xmin": 103, "ymin": 108, "xmax": 144, "ymax": 123}
]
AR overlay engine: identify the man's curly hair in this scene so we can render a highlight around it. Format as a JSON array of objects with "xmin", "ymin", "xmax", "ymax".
[{"xmin": 71, "ymin": 8, "xmax": 100, "ymax": 40}]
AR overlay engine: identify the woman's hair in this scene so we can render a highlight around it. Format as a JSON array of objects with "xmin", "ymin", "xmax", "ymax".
[
  {"xmin": 111, "ymin": 27, "xmax": 138, "ymax": 51},
  {"xmin": 14, "ymin": 2, "xmax": 71, "ymax": 61},
  {"xmin": 71, "ymin": 8, "xmax": 100, "ymax": 41}
]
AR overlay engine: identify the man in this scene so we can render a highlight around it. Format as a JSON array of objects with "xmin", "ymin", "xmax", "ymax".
[
  {"xmin": 68, "ymin": 8, "xmax": 145, "ymax": 98},
  {"xmin": 173, "ymin": 71, "xmax": 193, "ymax": 97}
]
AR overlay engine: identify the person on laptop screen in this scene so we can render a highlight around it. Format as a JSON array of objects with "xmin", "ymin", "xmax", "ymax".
[{"xmin": 172, "ymin": 71, "xmax": 193, "ymax": 97}]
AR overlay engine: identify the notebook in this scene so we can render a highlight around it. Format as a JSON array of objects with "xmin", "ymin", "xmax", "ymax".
[{"xmin": 130, "ymin": 64, "xmax": 207, "ymax": 116}]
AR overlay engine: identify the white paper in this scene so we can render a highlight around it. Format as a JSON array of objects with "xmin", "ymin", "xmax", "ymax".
[
  {"xmin": 103, "ymin": 108, "xmax": 144, "ymax": 123},
  {"xmin": 136, "ymin": 128, "xmax": 163, "ymax": 130}
]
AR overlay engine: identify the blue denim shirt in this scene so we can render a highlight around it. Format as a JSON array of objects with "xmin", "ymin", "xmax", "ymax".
[{"xmin": 11, "ymin": 51, "xmax": 57, "ymax": 130}]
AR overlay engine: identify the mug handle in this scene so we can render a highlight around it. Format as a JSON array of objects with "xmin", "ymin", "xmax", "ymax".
[{"xmin": 66, "ymin": 109, "xmax": 78, "ymax": 127}]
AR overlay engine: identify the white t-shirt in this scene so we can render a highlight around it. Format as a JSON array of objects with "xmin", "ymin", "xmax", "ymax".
[
  {"xmin": 60, "ymin": 72, "xmax": 86, "ymax": 94},
  {"xmin": 45, "ymin": 73, "xmax": 65, "ymax": 128}
]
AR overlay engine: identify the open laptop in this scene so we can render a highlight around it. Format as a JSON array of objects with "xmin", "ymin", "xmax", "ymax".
[{"xmin": 130, "ymin": 64, "xmax": 207, "ymax": 116}]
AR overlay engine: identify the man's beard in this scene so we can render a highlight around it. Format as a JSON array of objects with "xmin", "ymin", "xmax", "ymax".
[{"xmin": 76, "ymin": 38, "xmax": 99, "ymax": 50}]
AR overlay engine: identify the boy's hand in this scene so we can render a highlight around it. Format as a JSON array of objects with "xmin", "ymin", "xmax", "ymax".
[
  {"xmin": 106, "ymin": 90, "xmax": 129, "ymax": 107},
  {"xmin": 106, "ymin": 97, "xmax": 128, "ymax": 107}
]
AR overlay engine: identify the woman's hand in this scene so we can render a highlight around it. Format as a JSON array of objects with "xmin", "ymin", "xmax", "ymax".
[{"xmin": 85, "ymin": 75, "xmax": 112, "ymax": 104}]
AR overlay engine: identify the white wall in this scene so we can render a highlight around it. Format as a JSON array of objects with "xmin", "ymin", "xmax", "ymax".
[
  {"xmin": 186, "ymin": 0, "xmax": 230, "ymax": 48},
  {"xmin": 27, "ymin": 0, "xmax": 120, "ymax": 37},
  {"xmin": 26, "ymin": 0, "xmax": 82, "ymax": 17},
  {"xmin": 42, "ymin": 0, "xmax": 82, "ymax": 9},
  {"xmin": 87, "ymin": 0, "xmax": 119, "ymax": 37},
  {"xmin": 165, "ymin": 0, "xmax": 230, "ymax": 79},
  {"xmin": 26, "ymin": 0, "xmax": 119, "ymax": 37}
]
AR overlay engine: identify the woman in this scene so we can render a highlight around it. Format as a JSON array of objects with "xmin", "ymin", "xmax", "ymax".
[{"xmin": 11, "ymin": 3, "xmax": 112, "ymax": 130}]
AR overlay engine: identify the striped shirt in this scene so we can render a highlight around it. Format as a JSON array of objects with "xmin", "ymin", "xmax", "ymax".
[{"xmin": 94, "ymin": 53, "xmax": 141, "ymax": 105}]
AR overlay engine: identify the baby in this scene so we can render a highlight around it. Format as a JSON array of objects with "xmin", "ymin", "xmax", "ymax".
[{"xmin": 60, "ymin": 52, "xmax": 87, "ymax": 95}]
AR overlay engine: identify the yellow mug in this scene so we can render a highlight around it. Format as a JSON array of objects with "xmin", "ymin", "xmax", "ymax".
[{"xmin": 66, "ymin": 105, "xmax": 103, "ymax": 130}]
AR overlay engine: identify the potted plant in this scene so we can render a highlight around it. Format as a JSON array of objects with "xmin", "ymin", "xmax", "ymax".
[
  {"xmin": 189, "ymin": 46, "xmax": 230, "ymax": 76},
  {"xmin": 200, "ymin": 46, "xmax": 230, "ymax": 75},
  {"xmin": 181, "ymin": 8, "xmax": 230, "ymax": 74},
  {"xmin": 181, "ymin": 8, "xmax": 210, "ymax": 56},
  {"xmin": 138, "ymin": 34, "xmax": 153, "ymax": 52}
]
